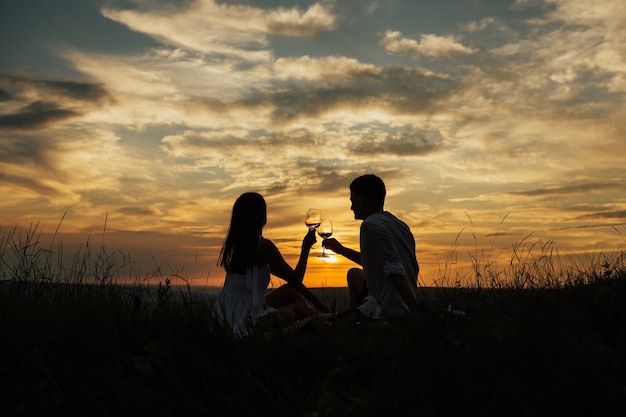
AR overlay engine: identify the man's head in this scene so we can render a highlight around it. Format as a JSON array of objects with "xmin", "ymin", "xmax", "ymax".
[{"xmin": 349, "ymin": 174, "xmax": 386, "ymax": 219}]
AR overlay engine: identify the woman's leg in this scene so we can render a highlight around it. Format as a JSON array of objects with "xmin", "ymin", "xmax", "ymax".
[
  {"xmin": 347, "ymin": 268, "xmax": 367, "ymax": 310},
  {"xmin": 265, "ymin": 285, "xmax": 315, "ymax": 320}
]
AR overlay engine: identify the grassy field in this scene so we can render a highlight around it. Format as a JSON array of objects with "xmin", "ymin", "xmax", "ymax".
[{"xmin": 1, "ymin": 225, "xmax": 625, "ymax": 416}]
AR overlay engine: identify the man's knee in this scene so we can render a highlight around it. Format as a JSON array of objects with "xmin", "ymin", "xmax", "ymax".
[{"xmin": 347, "ymin": 268, "xmax": 364, "ymax": 286}]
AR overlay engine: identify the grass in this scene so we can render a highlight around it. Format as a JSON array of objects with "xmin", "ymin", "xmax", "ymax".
[{"xmin": 1, "ymin": 223, "xmax": 626, "ymax": 416}]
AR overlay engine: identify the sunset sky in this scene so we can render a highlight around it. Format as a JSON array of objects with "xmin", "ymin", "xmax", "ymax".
[{"xmin": 1, "ymin": 0, "xmax": 625, "ymax": 288}]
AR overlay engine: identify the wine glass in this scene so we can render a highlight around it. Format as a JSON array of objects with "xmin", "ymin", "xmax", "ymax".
[
  {"xmin": 304, "ymin": 209, "xmax": 321, "ymax": 230},
  {"xmin": 317, "ymin": 218, "xmax": 333, "ymax": 257}
]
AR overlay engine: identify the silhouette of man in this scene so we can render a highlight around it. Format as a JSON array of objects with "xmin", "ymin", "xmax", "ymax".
[{"xmin": 323, "ymin": 174, "xmax": 419, "ymax": 319}]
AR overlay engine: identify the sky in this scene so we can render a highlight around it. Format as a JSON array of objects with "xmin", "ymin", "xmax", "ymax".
[{"xmin": 1, "ymin": 0, "xmax": 625, "ymax": 288}]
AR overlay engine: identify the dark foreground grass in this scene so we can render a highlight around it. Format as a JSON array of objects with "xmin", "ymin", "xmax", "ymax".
[
  {"xmin": 2, "ymin": 276, "xmax": 625, "ymax": 417},
  {"xmin": 1, "ymin": 224, "xmax": 626, "ymax": 416}
]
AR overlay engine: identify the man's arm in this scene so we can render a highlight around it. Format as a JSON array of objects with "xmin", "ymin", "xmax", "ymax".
[{"xmin": 388, "ymin": 274, "xmax": 418, "ymax": 314}]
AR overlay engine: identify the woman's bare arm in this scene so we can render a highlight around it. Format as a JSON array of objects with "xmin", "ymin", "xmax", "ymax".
[
  {"xmin": 260, "ymin": 231, "xmax": 329, "ymax": 312},
  {"xmin": 260, "ymin": 230, "xmax": 315, "ymax": 283}
]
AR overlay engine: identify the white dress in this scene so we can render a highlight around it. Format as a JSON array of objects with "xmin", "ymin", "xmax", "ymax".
[{"xmin": 213, "ymin": 263, "xmax": 277, "ymax": 336}]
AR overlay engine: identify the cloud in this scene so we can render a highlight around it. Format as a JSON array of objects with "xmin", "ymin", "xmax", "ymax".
[
  {"xmin": 0, "ymin": 73, "xmax": 111, "ymax": 130},
  {"xmin": 0, "ymin": 101, "xmax": 78, "ymax": 130},
  {"xmin": 265, "ymin": 2, "xmax": 337, "ymax": 36},
  {"xmin": 160, "ymin": 129, "xmax": 255, "ymax": 159},
  {"xmin": 116, "ymin": 206, "xmax": 162, "ymax": 217},
  {"xmin": 0, "ymin": 169, "xmax": 70, "ymax": 200},
  {"xmin": 73, "ymin": 48, "xmax": 462, "ymax": 133},
  {"xmin": 549, "ymin": 222, "xmax": 626, "ymax": 233},
  {"xmin": 549, "ymin": 203, "xmax": 623, "ymax": 213},
  {"xmin": 576, "ymin": 210, "xmax": 626, "ymax": 220},
  {"xmin": 270, "ymin": 57, "xmax": 460, "ymax": 123},
  {"xmin": 507, "ymin": 182, "xmax": 623, "ymax": 198},
  {"xmin": 350, "ymin": 127, "xmax": 445, "ymax": 156},
  {"xmin": 434, "ymin": 0, "xmax": 626, "ymax": 189},
  {"xmin": 59, "ymin": 0, "xmax": 625, "ymax": 209},
  {"xmin": 40, "ymin": 79, "xmax": 110, "ymax": 102},
  {"xmin": 0, "ymin": 126, "xmax": 136, "ymax": 209},
  {"xmin": 381, "ymin": 30, "xmax": 478, "ymax": 57},
  {"xmin": 274, "ymin": 57, "xmax": 435, "ymax": 122},
  {"xmin": 463, "ymin": 17, "xmax": 499, "ymax": 33},
  {"xmin": 159, "ymin": 129, "xmax": 314, "ymax": 194},
  {"xmin": 101, "ymin": 0, "xmax": 337, "ymax": 63},
  {"xmin": 0, "ymin": 73, "xmax": 109, "ymax": 103},
  {"xmin": 0, "ymin": 88, "xmax": 11, "ymax": 102},
  {"xmin": 57, "ymin": 40, "xmax": 463, "ymax": 203},
  {"xmin": 61, "ymin": 45, "xmax": 282, "ymax": 129},
  {"xmin": 488, "ymin": 0, "xmax": 626, "ymax": 97},
  {"xmin": 511, "ymin": 0, "xmax": 555, "ymax": 12},
  {"xmin": 0, "ymin": 134, "xmax": 48, "ymax": 165},
  {"xmin": 273, "ymin": 56, "xmax": 380, "ymax": 81},
  {"xmin": 158, "ymin": 123, "xmax": 421, "ymax": 201}
]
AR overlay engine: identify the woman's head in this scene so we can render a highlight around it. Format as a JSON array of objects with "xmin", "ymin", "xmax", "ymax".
[
  {"xmin": 219, "ymin": 192, "xmax": 267, "ymax": 273},
  {"xmin": 231, "ymin": 192, "xmax": 267, "ymax": 233}
]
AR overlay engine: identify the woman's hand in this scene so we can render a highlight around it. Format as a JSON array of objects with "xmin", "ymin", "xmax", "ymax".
[{"xmin": 303, "ymin": 228, "xmax": 317, "ymax": 249}]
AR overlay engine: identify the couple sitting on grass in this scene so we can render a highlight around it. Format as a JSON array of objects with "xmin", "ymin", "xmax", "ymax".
[{"xmin": 214, "ymin": 174, "xmax": 419, "ymax": 337}]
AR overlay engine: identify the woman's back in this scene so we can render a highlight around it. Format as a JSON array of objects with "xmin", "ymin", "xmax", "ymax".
[{"xmin": 214, "ymin": 264, "xmax": 275, "ymax": 336}]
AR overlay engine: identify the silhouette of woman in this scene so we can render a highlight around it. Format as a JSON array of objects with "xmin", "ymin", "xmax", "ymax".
[{"xmin": 214, "ymin": 192, "xmax": 329, "ymax": 336}]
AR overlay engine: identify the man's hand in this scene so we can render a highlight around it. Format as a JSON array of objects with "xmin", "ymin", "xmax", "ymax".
[
  {"xmin": 321, "ymin": 237, "xmax": 342, "ymax": 253},
  {"xmin": 322, "ymin": 238, "xmax": 362, "ymax": 265}
]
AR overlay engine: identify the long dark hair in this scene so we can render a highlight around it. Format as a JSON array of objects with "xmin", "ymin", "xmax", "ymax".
[{"xmin": 219, "ymin": 192, "xmax": 267, "ymax": 274}]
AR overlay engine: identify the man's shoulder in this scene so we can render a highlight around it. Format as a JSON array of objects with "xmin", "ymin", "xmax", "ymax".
[
  {"xmin": 361, "ymin": 212, "xmax": 386, "ymax": 228},
  {"xmin": 364, "ymin": 211, "xmax": 391, "ymax": 221},
  {"xmin": 364, "ymin": 211, "xmax": 404, "ymax": 225},
  {"xmin": 364, "ymin": 211, "xmax": 413, "ymax": 236},
  {"xmin": 362, "ymin": 212, "xmax": 397, "ymax": 233}
]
